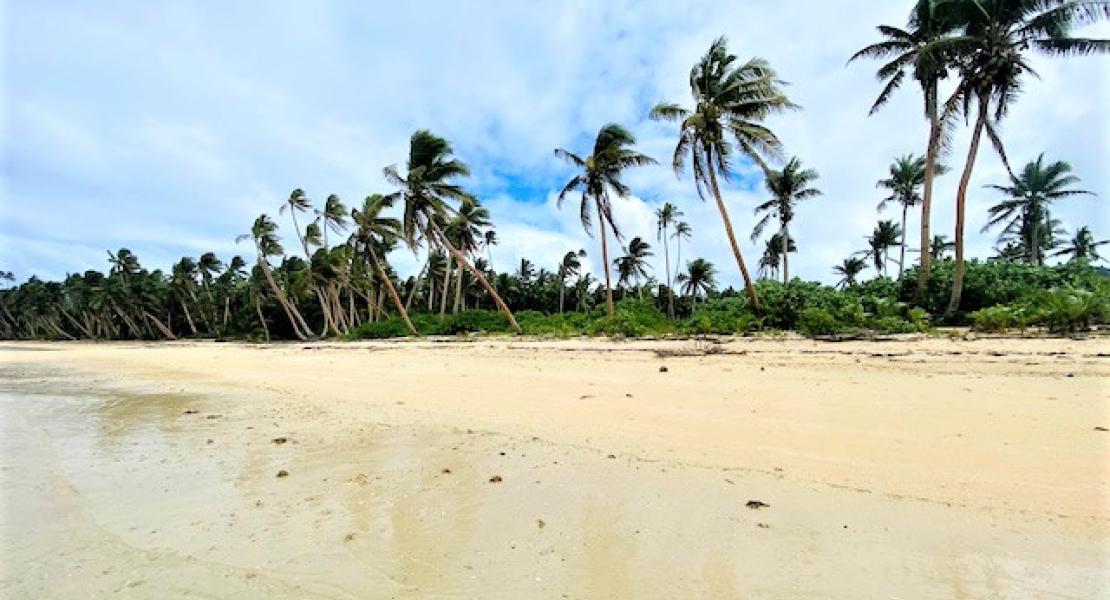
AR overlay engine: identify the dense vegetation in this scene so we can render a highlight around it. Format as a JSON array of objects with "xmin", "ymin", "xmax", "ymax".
[{"xmin": 3, "ymin": 0, "xmax": 1108, "ymax": 342}]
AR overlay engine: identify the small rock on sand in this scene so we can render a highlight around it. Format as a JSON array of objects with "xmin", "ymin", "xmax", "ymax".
[
  {"xmin": 276, "ymin": 470, "xmax": 289, "ymax": 478},
  {"xmin": 272, "ymin": 437, "xmax": 288, "ymax": 445},
  {"xmin": 659, "ymin": 366, "xmax": 668, "ymax": 373},
  {"xmin": 746, "ymin": 500, "xmax": 770, "ymax": 509},
  {"xmin": 489, "ymin": 475, "xmax": 503, "ymax": 483}
]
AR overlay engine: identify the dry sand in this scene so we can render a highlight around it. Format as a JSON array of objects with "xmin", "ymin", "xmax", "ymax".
[{"xmin": 1, "ymin": 336, "xmax": 1108, "ymax": 599}]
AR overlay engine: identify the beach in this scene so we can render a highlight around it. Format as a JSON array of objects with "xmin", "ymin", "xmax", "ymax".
[{"xmin": 1, "ymin": 336, "xmax": 1108, "ymax": 598}]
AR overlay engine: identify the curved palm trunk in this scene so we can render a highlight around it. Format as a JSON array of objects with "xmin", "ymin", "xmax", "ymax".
[
  {"xmin": 898, "ymin": 203, "xmax": 908, "ymax": 279},
  {"xmin": 662, "ymin": 228, "xmax": 674, "ymax": 318},
  {"xmin": 367, "ymin": 245, "xmax": 418, "ymax": 335},
  {"xmin": 428, "ymin": 219, "xmax": 521, "ymax": 334},
  {"xmin": 595, "ymin": 199, "xmax": 615, "ymax": 317},
  {"xmin": 143, "ymin": 310, "xmax": 177, "ymax": 340},
  {"xmin": 179, "ymin": 297, "xmax": 198, "ymax": 336},
  {"xmin": 916, "ymin": 86, "xmax": 941, "ymax": 303},
  {"xmin": 257, "ymin": 256, "xmax": 310, "ymax": 341},
  {"xmin": 253, "ymin": 294, "xmax": 270, "ymax": 341},
  {"xmin": 706, "ymin": 149, "xmax": 760, "ymax": 311},
  {"xmin": 946, "ymin": 97, "xmax": 988, "ymax": 315}
]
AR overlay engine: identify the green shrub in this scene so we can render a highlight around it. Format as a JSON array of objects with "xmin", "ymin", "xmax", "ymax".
[
  {"xmin": 796, "ymin": 307, "xmax": 844, "ymax": 336},
  {"xmin": 440, "ymin": 310, "xmax": 512, "ymax": 335},
  {"xmin": 589, "ymin": 299, "xmax": 672, "ymax": 338},
  {"xmin": 969, "ymin": 305, "xmax": 1019, "ymax": 333},
  {"xmin": 1036, "ymin": 288, "xmax": 1107, "ymax": 334},
  {"xmin": 683, "ymin": 298, "xmax": 758, "ymax": 335}
]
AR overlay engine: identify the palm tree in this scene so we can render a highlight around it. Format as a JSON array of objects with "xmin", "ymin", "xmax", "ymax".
[
  {"xmin": 651, "ymin": 37, "xmax": 797, "ymax": 311},
  {"xmin": 554, "ymin": 123, "xmax": 657, "ymax": 316},
  {"xmin": 237, "ymin": 215, "xmax": 312, "ymax": 340},
  {"xmin": 1054, "ymin": 226, "xmax": 1108, "ymax": 263},
  {"xmin": 482, "ymin": 230, "xmax": 498, "ymax": 271},
  {"xmin": 931, "ymin": 234, "xmax": 955, "ymax": 260},
  {"xmin": 849, "ymin": 0, "xmax": 957, "ymax": 302},
  {"xmin": 614, "ymin": 237, "xmax": 653, "ymax": 298},
  {"xmin": 317, "ymin": 193, "xmax": 349, "ymax": 249},
  {"xmin": 384, "ymin": 130, "xmax": 521, "ymax": 333},
  {"xmin": 655, "ymin": 203, "xmax": 683, "ymax": 318},
  {"xmin": 863, "ymin": 220, "xmax": 902, "ymax": 277},
  {"xmin": 982, "ymin": 154, "xmax": 1094, "ymax": 265},
  {"xmin": 678, "ymin": 258, "xmax": 717, "ymax": 307},
  {"xmin": 877, "ymin": 154, "xmax": 947, "ymax": 277},
  {"xmin": 936, "ymin": 0, "xmax": 1109, "ymax": 313},
  {"xmin": 515, "ymin": 258, "xmax": 535, "ymax": 284},
  {"xmin": 672, "ymin": 221, "xmax": 693, "ymax": 280},
  {"xmin": 446, "ymin": 199, "xmax": 491, "ymax": 313},
  {"xmin": 557, "ymin": 250, "xmax": 585, "ymax": 314},
  {"xmin": 996, "ymin": 210, "xmax": 1068, "ymax": 262},
  {"xmin": 351, "ymin": 193, "xmax": 417, "ymax": 335},
  {"xmin": 752, "ymin": 157, "xmax": 821, "ymax": 284},
  {"xmin": 833, "ymin": 257, "xmax": 868, "ymax": 289},
  {"xmin": 758, "ymin": 233, "xmax": 796, "ymax": 280}
]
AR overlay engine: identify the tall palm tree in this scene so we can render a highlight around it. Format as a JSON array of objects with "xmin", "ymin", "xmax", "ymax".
[
  {"xmin": 317, "ymin": 193, "xmax": 349, "ymax": 249},
  {"xmin": 237, "ymin": 215, "xmax": 312, "ymax": 340},
  {"xmin": 614, "ymin": 237, "xmax": 653, "ymax": 298},
  {"xmin": 982, "ymin": 154, "xmax": 1093, "ymax": 265},
  {"xmin": 557, "ymin": 250, "xmax": 585, "ymax": 314},
  {"xmin": 1053, "ymin": 226, "xmax": 1108, "ymax": 263},
  {"xmin": 758, "ymin": 233, "xmax": 796, "ymax": 280},
  {"xmin": 931, "ymin": 234, "xmax": 956, "ymax": 260},
  {"xmin": 752, "ymin": 157, "xmax": 821, "ymax": 284},
  {"xmin": 651, "ymin": 37, "xmax": 797, "ymax": 311},
  {"xmin": 384, "ymin": 130, "xmax": 521, "ymax": 333},
  {"xmin": 351, "ymin": 193, "xmax": 417, "ymax": 335},
  {"xmin": 936, "ymin": 0, "xmax": 1109, "ymax": 313},
  {"xmin": 877, "ymin": 154, "xmax": 947, "ymax": 277},
  {"xmin": 672, "ymin": 221, "xmax": 693, "ymax": 280},
  {"xmin": 849, "ymin": 0, "xmax": 958, "ymax": 302},
  {"xmin": 862, "ymin": 220, "xmax": 903, "ymax": 277},
  {"xmin": 447, "ymin": 199, "xmax": 491, "ymax": 313},
  {"xmin": 996, "ymin": 209, "xmax": 1068, "ymax": 262},
  {"xmin": 678, "ymin": 258, "xmax": 717, "ymax": 308},
  {"xmin": 554, "ymin": 123, "xmax": 657, "ymax": 316},
  {"xmin": 655, "ymin": 202, "xmax": 683, "ymax": 318},
  {"xmin": 833, "ymin": 257, "xmax": 868, "ymax": 289}
]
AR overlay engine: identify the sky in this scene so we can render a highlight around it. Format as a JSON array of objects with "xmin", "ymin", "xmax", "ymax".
[{"xmin": 2, "ymin": 1, "xmax": 1107, "ymax": 288}]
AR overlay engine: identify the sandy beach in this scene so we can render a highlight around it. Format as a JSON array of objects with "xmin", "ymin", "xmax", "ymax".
[{"xmin": 1, "ymin": 336, "xmax": 1108, "ymax": 598}]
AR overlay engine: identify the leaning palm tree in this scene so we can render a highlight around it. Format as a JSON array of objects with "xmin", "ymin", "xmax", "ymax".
[
  {"xmin": 613, "ymin": 237, "xmax": 653, "ymax": 299},
  {"xmin": 678, "ymin": 258, "xmax": 717, "ymax": 308},
  {"xmin": 554, "ymin": 123, "xmax": 657, "ymax": 316},
  {"xmin": 236, "ymin": 215, "xmax": 312, "ymax": 340},
  {"xmin": 833, "ymin": 257, "xmax": 868, "ymax": 289},
  {"xmin": 849, "ymin": 0, "xmax": 957, "ymax": 301},
  {"xmin": 557, "ymin": 250, "xmax": 585, "ymax": 314},
  {"xmin": 877, "ymin": 154, "xmax": 947, "ymax": 277},
  {"xmin": 752, "ymin": 157, "xmax": 821, "ymax": 284},
  {"xmin": 1053, "ymin": 226, "xmax": 1108, "ymax": 263},
  {"xmin": 351, "ymin": 194, "xmax": 417, "ymax": 335},
  {"xmin": 446, "ymin": 199, "xmax": 491, "ymax": 313},
  {"xmin": 655, "ymin": 203, "xmax": 683, "ymax": 318},
  {"xmin": 317, "ymin": 193, "xmax": 349, "ymax": 249},
  {"xmin": 651, "ymin": 37, "xmax": 797, "ymax": 311},
  {"xmin": 384, "ymin": 130, "xmax": 521, "ymax": 333},
  {"xmin": 982, "ymin": 154, "xmax": 1093, "ymax": 265},
  {"xmin": 935, "ymin": 0, "xmax": 1109, "ymax": 313}
]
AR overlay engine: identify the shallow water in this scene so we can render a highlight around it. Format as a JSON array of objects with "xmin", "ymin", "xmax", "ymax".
[{"xmin": 1, "ymin": 366, "xmax": 1106, "ymax": 599}]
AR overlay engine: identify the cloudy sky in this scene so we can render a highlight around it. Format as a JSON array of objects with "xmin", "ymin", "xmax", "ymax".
[{"xmin": 3, "ymin": 1, "xmax": 1107, "ymax": 287}]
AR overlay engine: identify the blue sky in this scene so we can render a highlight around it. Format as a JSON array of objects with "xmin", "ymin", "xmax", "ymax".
[{"xmin": 2, "ymin": 1, "xmax": 1107, "ymax": 287}]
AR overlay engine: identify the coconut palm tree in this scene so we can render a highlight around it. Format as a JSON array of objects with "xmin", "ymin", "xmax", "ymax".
[
  {"xmin": 554, "ymin": 123, "xmax": 657, "ymax": 316},
  {"xmin": 935, "ymin": 0, "xmax": 1109, "ymax": 313},
  {"xmin": 384, "ymin": 130, "xmax": 521, "ymax": 332},
  {"xmin": 833, "ymin": 257, "xmax": 868, "ymax": 289},
  {"xmin": 995, "ymin": 210, "xmax": 1068, "ymax": 262},
  {"xmin": 758, "ymin": 233, "xmax": 796, "ymax": 280},
  {"xmin": 557, "ymin": 250, "xmax": 585, "ymax": 314},
  {"xmin": 614, "ymin": 237, "xmax": 653, "ymax": 298},
  {"xmin": 1054, "ymin": 226, "xmax": 1108, "ymax": 263},
  {"xmin": 862, "ymin": 220, "xmax": 903, "ymax": 277},
  {"xmin": 849, "ymin": 0, "xmax": 958, "ymax": 301},
  {"xmin": 752, "ymin": 157, "xmax": 821, "ymax": 284},
  {"xmin": 237, "ymin": 215, "xmax": 312, "ymax": 340},
  {"xmin": 351, "ymin": 193, "xmax": 417, "ymax": 335},
  {"xmin": 931, "ymin": 234, "xmax": 956, "ymax": 260},
  {"xmin": 678, "ymin": 258, "xmax": 717, "ymax": 307},
  {"xmin": 877, "ymin": 154, "xmax": 948, "ymax": 277},
  {"xmin": 982, "ymin": 154, "xmax": 1094, "ymax": 265},
  {"xmin": 317, "ymin": 193, "xmax": 349, "ymax": 249},
  {"xmin": 447, "ymin": 199, "xmax": 491, "ymax": 313},
  {"xmin": 672, "ymin": 221, "xmax": 693, "ymax": 279},
  {"xmin": 651, "ymin": 37, "xmax": 797, "ymax": 311},
  {"xmin": 655, "ymin": 202, "xmax": 683, "ymax": 318},
  {"xmin": 482, "ymin": 230, "xmax": 498, "ymax": 271}
]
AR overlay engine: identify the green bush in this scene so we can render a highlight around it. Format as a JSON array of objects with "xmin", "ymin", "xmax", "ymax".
[
  {"xmin": 588, "ymin": 298, "xmax": 672, "ymax": 338},
  {"xmin": 1036, "ymin": 288, "xmax": 1107, "ymax": 334},
  {"xmin": 440, "ymin": 310, "xmax": 512, "ymax": 335},
  {"xmin": 682, "ymin": 298, "xmax": 758, "ymax": 335},
  {"xmin": 796, "ymin": 307, "xmax": 844, "ymax": 336},
  {"xmin": 969, "ymin": 305, "xmax": 1020, "ymax": 333}
]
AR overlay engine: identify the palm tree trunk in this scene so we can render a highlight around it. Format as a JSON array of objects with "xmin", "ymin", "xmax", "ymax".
[
  {"xmin": 367, "ymin": 245, "xmax": 417, "ymax": 335},
  {"xmin": 916, "ymin": 85, "xmax": 941, "ymax": 303},
  {"xmin": 257, "ymin": 256, "xmax": 309, "ymax": 341},
  {"xmin": 453, "ymin": 258, "xmax": 465, "ymax": 314},
  {"xmin": 898, "ymin": 203, "xmax": 908, "ymax": 279},
  {"xmin": 253, "ymin": 294, "xmax": 270, "ymax": 341},
  {"xmin": 179, "ymin": 298, "xmax": 198, "ymax": 336},
  {"xmin": 428, "ymin": 219, "xmax": 521, "ymax": 334},
  {"xmin": 559, "ymin": 276, "xmax": 565, "ymax": 315},
  {"xmin": 781, "ymin": 223, "xmax": 789, "ymax": 285},
  {"xmin": 706, "ymin": 148, "xmax": 760, "ymax": 311},
  {"xmin": 439, "ymin": 259, "xmax": 451, "ymax": 318},
  {"xmin": 595, "ymin": 198, "xmax": 615, "ymax": 317},
  {"xmin": 143, "ymin": 310, "xmax": 177, "ymax": 340},
  {"xmin": 663, "ymin": 228, "xmax": 674, "ymax": 319},
  {"xmin": 946, "ymin": 97, "xmax": 988, "ymax": 315}
]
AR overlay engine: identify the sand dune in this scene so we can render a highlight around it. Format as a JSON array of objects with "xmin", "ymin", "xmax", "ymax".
[{"xmin": 1, "ymin": 336, "xmax": 1108, "ymax": 598}]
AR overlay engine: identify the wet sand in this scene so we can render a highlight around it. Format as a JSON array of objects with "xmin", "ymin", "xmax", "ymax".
[{"xmin": 1, "ymin": 336, "xmax": 1108, "ymax": 598}]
